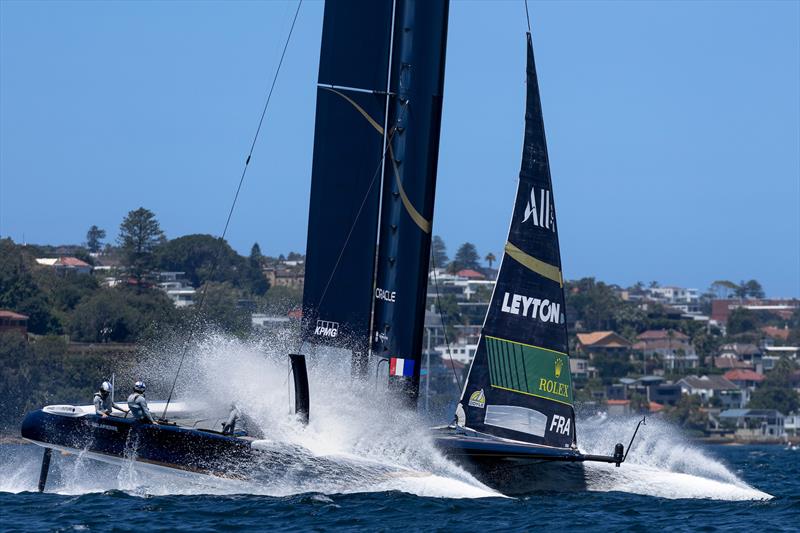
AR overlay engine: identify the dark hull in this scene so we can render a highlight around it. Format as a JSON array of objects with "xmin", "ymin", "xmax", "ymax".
[
  {"xmin": 432, "ymin": 427, "xmax": 587, "ymax": 494},
  {"xmin": 21, "ymin": 409, "xmax": 259, "ymax": 479}
]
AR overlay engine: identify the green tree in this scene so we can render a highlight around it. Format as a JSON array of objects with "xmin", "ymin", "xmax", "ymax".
[
  {"xmin": 0, "ymin": 239, "xmax": 60, "ymax": 334},
  {"xmin": 86, "ymin": 225, "xmax": 106, "ymax": 253},
  {"xmin": 727, "ymin": 308, "xmax": 761, "ymax": 336},
  {"xmin": 748, "ymin": 357, "xmax": 800, "ymax": 414},
  {"xmin": 198, "ymin": 282, "xmax": 250, "ymax": 335},
  {"xmin": 593, "ymin": 353, "xmax": 634, "ymax": 384},
  {"xmin": 69, "ymin": 287, "xmax": 175, "ymax": 342},
  {"xmin": 665, "ymin": 394, "xmax": 707, "ymax": 434},
  {"xmin": 710, "ymin": 280, "xmax": 738, "ymax": 299},
  {"xmin": 453, "ymin": 242, "xmax": 480, "ymax": 271},
  {"xmin": 261, "ymin": 285, "xmax": 303, "ymax": 315},
  {"xmin": 430, "ymin": 235, "xmax": 449, "ymax": 269},
  {"xmin": 247, "ymin": 243, "xmax": 269, "ymax": 296},
  {"xmin": 434, "ymin": 294, "xmax": 463, "ymax": 339},
  {"xmin": 155, "ymin": 234, "xmax": 245, "ymax": 288},
  {"xmin": 485, "ymin": 252, "xmax": 496, "ymax": 269},
  {"xmin": 741, "ymin": 279, "xmax": 765, "ymax": 299},
  {"xmin": 118, "ymin": 207, "xmax": 165, "ymax": 281}
]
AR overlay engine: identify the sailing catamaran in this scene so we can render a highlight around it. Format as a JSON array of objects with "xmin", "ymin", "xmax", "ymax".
[
  {"xmin": 300, "ymin": 0, "xmax": 638, "ymax": 493},
  {"xmin": 21, "ymin": 0, "xmax": 639, "ymax": 494}
]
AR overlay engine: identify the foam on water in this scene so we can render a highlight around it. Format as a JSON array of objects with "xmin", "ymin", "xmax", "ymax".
[
  {"xmin": 578, "ymin": 414, "xmax": 772, "ymax": 501},
  {"xmin": 0, "ymin": 333, "xmax": 772, "ymax": 501}
]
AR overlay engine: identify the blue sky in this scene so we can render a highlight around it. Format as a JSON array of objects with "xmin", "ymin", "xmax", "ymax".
[{"xmin": 1, "ymin": 1, "xmax": 798, "ymax": 297}]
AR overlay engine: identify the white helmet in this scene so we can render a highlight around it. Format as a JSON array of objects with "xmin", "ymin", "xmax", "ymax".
[
  {"xmin": 134, "ymin": 380, "xmax": 146, "ymax": 393},
  {"xmin": 100, "ymin": 381, "xmax": 111, "ymax": 394}
]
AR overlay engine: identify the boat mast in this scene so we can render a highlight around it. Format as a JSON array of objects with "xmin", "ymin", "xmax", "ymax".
[{"xmin": 372, "ymin": 0, "xmax": 450, "ymax": 405}]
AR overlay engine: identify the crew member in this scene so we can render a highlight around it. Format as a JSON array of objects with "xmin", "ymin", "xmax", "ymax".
[
  {"xmin": 93, "ymin": 381, "xmax": 125, "ymax": 417},
  {"xmin": 221, "ymin": 404, "xmax": 240, "ymax": 435},
  {"xmin": 127, "ymin": 381, "xmax": 157, "ymax": 424}
]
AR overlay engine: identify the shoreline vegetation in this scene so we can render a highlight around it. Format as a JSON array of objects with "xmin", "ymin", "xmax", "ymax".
[{"xmin": 1, "ymin": 208, "xmax": 799, "ymax": 441}]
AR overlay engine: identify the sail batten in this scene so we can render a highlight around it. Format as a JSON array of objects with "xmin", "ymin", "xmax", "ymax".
[{"xmin": 458, "ymin": 33, "xmax": 576, "ymax": 448}]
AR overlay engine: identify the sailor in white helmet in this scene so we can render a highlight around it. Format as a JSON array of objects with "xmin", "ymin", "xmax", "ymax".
[
  {"xmin": 127, "ymin": 381, "xmax": 158, "ymax": 424},
  {"xmin": 93, "ymin": 381, "xmax": 126, "ymax": 417}
]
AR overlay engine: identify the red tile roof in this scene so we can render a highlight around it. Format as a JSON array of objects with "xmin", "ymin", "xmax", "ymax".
[
  {"xmin": 456, "ymin": 269, "xmax": 486, "ymax": 280},
  {"xmin": 648, "ymin": 401, "xmax": 664, "ymax": 413},
  {"xmin": 0, "ymin": 310, "xmax": 29, "ymax": 320},
  {"xmin": 761, "ymin": 326, "xmax": 790, "ymax": 341},
  {"xmin": 724, "ymin": 369, "xmax": 765, "ymax": 382},
  {"xmin": 606, "ymin": 399, "xmax": 630, "ymax": 405},
  {"xmin": 637, "ymin": 329, "xmax": 689, "ymax": 341},
  {"xmin": 58, "ymin": 256, "xmax": 91, "ymax": 267},
  {"xmin": 577, "ymin": 331, "xmax": 632, "ymax": 349}
]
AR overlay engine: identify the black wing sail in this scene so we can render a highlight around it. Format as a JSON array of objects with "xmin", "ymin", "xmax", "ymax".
[
  {"xmin": 302, "ymin": 0, "xmax": 394, "ymax": 360},
  {"xmin": 457, "ymin": 33, "xmax": 576, "ymax": 449},
  {"xmin": 372, "ymin": 0, "xmax": 450, "ymax": 402}
]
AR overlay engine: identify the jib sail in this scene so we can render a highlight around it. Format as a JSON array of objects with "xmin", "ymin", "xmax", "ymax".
[
  {"xmin": 301, "ymin": 0, "xmax": 395, "ymax": 360},
  {"xmin": 457, "ymin": 33, "xmax": 576, "ymax": 448},
  {"xmin": 372, "ymin": 0, "xmax": 450, "ymax": 401}
]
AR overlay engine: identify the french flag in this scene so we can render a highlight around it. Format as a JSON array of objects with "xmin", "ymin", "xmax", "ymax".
[{"xmin": 389, "ymin": 357, "xmax": 415, "ymax": 378}]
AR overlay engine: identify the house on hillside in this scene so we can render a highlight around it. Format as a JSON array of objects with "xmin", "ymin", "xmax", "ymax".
[
  {"xmin": 264, "ymin": 268, "xmax": 304, "ymax": 290},
  {"xmin": 677, "ymin": 375, "xmax": 742, "ymax": 409},
  {"xmin": 635, "ymin": 329, "xmax": 699, "ymax": 371},
  {"xmin": 711, "ymin": 299, "xmax": 799, "ymax": 324},
  {"xmin": 645, "ymin": 286, "xmax": 701, "ymax": 314},
  {"xmin": 724, "ymin": 369, "xmax": 764, "ymax": 406},
  {"xmin": 36, "ymin": 256, "xmax": 92, "ymax": 275},
  {"xmin": 719, "ymin": 409, "xmax": 786, "ymax": 441},
  {"xmin": 569, "ymin": 358, "xmax": 597, "ymax": 386},
  {"xmin": 455, "ymin": 269, "xmax": 485, "ymax": 281},
  {"xmin": 0, "ymin": 310, "xmax": 28, "ymax": 337},
  {"xmin": 761, "ymin": 326, "xmax": 790, "ymax": 342},
  {"xmin": 575, "ymin": 331, "xmax": 632, "ymax": 359}
]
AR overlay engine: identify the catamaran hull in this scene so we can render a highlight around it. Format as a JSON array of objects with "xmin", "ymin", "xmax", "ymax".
[
  {"xmin": 21, "ymin": 409, "xmax": 260, "ymax": 480},
  {"xmin": 433, "ymin": 429, "xmax": 587, "ymax": 494}
]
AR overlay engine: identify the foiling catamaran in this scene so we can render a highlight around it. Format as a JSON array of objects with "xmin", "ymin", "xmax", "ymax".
[{"xmin": 22, "ymin": 0, "xmax": 641, "ymax": 495}]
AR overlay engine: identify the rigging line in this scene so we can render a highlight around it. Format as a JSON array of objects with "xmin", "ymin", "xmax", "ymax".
[
  {"xmin": 161, "ymin": 0, "xmax": 304, "ymax": 420},
  {"xmin": 430, "ymin": 253, "xmax": 463, "ymax": 393},
  {"xmin": 523, "ymin": 0, "xmax": 532, "ymax": 33},
  {"xmin": 298, "ymin": 99, "xmax": 410, "ymax": 353}
]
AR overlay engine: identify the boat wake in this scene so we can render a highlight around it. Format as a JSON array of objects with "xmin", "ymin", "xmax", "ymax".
[
  {"xmin": 0, "ymin": 334, "xmax": 770, "ymax": 501},
  {"xmin": 1, "ymin": 333, "xmax": 498, "ymax": 500},
  {"xmin": 578, "ymin": 415, "xmax": 772, "ymax": 501}
]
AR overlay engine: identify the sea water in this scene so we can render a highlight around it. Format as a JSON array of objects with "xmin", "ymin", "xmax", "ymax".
[{"xmin": 1, "ymin": 334, "xmax": 797, "ymax": 531}]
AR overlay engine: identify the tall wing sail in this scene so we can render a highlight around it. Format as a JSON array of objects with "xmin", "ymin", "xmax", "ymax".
[
  {"xmin": 458, "ymin": 33, "xmax": 576, "ymax": 448},
  {"xmin": 371, "ymin": 0, "xmax": 450, "ymax": 402},
  {"xmin": 301, "ymin": 0, "xmax": 394, "ymax": 358}
]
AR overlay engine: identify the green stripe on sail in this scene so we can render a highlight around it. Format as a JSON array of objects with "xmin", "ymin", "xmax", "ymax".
[{"xmin": 485, "ymin": 336, "xmax": 573, "ymax": 404}]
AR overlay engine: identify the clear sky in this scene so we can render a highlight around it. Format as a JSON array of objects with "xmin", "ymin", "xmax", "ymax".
[{"xmin": 1, "ymin": 1, "xmax": 798, "ymax": 297}]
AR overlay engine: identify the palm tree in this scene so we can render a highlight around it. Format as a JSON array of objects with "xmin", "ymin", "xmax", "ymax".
[{"xmin": 485, "ymin": 252, "xmax": 496, "ymax": 269}]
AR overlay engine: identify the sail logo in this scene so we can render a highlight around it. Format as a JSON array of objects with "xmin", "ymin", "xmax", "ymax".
[
  {"xmin": 555, "ymin": 357, "xmax": 563, "ymax": 379},
  {"xmin": 468, "ymin": 389, "xmax": 486, "ymax": 409},
  {"xmin": 521, "ymin": 186, "xmax": 555, "ymax": 232},
  {"xmin": 500, "ymin": 292, "xmax": 562, "ymax": 324},
  {"xmin": 549, "ymin": 414, "xmax": 571, "ymax": 436},
  {"xmin": 538, "ymin": 378, "xmax": 570, "ymax": 399},
  {"xmin": 375, "ymin": 288, "xmax": 397, "ymax": 303},
  {"xmin": 314, "ymin": 320, "xmax": 339, "ymax": 338}
]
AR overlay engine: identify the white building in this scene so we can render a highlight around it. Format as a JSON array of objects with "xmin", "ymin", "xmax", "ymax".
[
  {"xmin": 646, "ymin": 286, "xmax": 701, "ymax": 314},
  {"xmin": 435, "ymin": 342, "xmax": 478, "ymax": 365}
]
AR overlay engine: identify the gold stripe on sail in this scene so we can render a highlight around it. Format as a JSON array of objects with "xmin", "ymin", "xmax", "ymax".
[
  {"xmin": 322, "ymin": 87, "xmax": 384, "ymax": 135},
  {"xmin": 388, "ymin": 144, "xmax": 432, "ymax": 234},
  {"xmin": 504, "ymin": 241, "xmax": 563, "ymax": 286}
]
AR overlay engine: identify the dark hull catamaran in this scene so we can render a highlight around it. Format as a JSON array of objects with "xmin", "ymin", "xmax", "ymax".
[
  {"xmin": 22, "ymin": 0, "xmax": 638, "ymax": 495},
  {"xmin": 299, "ymin": 0, "xmax": 638, "ymax": 494}
]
